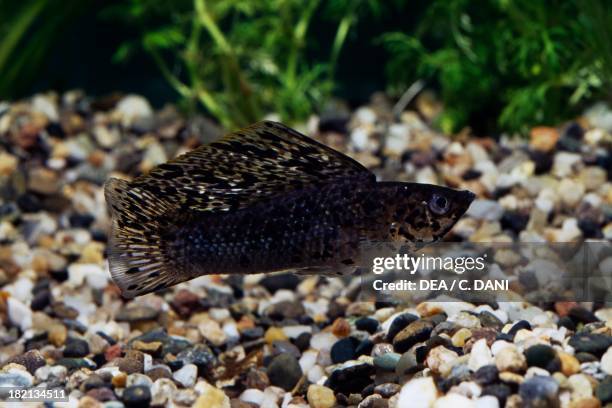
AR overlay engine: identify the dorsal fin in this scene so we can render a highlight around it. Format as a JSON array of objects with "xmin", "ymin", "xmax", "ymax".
[{"xmin": 129, "ymin": 120, "xmax": 375, "ymax": 212}]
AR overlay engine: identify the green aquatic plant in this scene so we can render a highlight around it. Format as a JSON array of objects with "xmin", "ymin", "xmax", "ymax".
[
  {"xmin": 107, "ymin": 0, "xmax": 380, "ymax": 129},
  {"xmin": 380, "ymin": 0, "xmax": 612, "ymax": 135},
  {"xmin": 0, "ymin": 0, "xmax": 90, "ymax": 98}
]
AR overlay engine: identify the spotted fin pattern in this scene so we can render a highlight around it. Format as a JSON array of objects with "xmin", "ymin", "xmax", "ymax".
[
  {"xmin": 105, "ymin": 121, "xmax": 375, "ymax": 298},
  {"xmin": 130, "ymin": 120, "xmax": 374, "ymax": 212}
]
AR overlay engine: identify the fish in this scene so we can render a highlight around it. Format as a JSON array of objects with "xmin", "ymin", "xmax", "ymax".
[{"xmin": 104, "ymin": 121, "xmax": 475, "ymax": 298}]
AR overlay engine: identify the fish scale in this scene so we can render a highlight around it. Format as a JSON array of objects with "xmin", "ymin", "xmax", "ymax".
[{"xmin": 104, "ymin": 121, "xmax": 475, "ymax": 298}]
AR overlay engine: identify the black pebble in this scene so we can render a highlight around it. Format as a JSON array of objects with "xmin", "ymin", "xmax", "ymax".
[
  {"xmin": 500, "ymin": 211, "xmax": 529, "ymax": 234},
  {"xmin": 260, "ymin": 273, "xmax": 300, "ymax": 293},
  {"xmin": 524, "ymin": 344, "xmax": 559, "ymax": 372},
  {"xmin": 63, "ymin": 338, "xmax": 90, "ymax": 358},
  {"xmin": 31, "ymin": 289, "xmax": 51, "ymax": 311},
  {"xmin": 386, "ymin": 313, "xmax": 418, "ymax": 342},
  {"xmin": 241, "ymin": 327, "xmax": 264, "ymax": 340},
  {"xmin": 569, "ymin": 333, "xmax": 612, "ymax": 356},
  {"xmin": 330, "ymin": 337, "xmax": 359, "ymax": 364},
  {"xmin": 597, "ymin": 376, "xmax": 612, "ymax": 403},
  {"xmin": 355, "ymin": 317, "xmax": 379, "ymax": 334},
  {"xmin": 324, "ymin": 362, "xmax": 375, "ymax": 394},
  {"xmin": 557, "ymin": 316, "xmax": 576, "ymax": 331},
  {"xmin": 267, "ymin": 353, "xmax": 302, "ymax": 391},
  {"xmin": 474, "ymin": 365, "xmax": 499, "ymax": 385},
  {"xmin": 579, "ymin": 219, "xmax": 603, "ymax": 239},
  {"xmin": 68, "ymin": 213, "xmax": 95, "ymax": 228},
  {"xmin": 496, "ymin": 333, "xmax": 513, "ymax": 342},
  {"xmin": 462, "ymin": 169, "xmax": 482, "ymax": 180},
  {"xmin": 528, "ymin": 150, "xmax": 553, "ymax": 174},
  {"xmin": 355, "ymin": 339, "xmax": 374, "ymax": 357},
  {"xmin": 272, "ymin": 341, "xmax": 301, "ymax": 359},
  {"xmin": 568, "ymin": 307, "xmax": 599, "ymax": 324},
  {"xmin": 293, "ymin": 332, "xmax": 312, "ymax": 351},
  {"xmin": 482, "ymin": 383, "xmax": 512, "ymax": 406},
  {"xmin": 16, "ymin": 193, "xmax": 42, "ymax": 213},
  {"xmin": 508, "ymin": 320, "xmax": 531, "ymax": 338},
  {"xmin": 519, "ymin": 376, "xmax": 560, "ymax": 407},
  {"xmin": 575, "ymin": 352, "xmax": 598, "ymax": 363},
  {"xmin": 122, "ymin": 385, "xmax": 151, "ymax": 408}
]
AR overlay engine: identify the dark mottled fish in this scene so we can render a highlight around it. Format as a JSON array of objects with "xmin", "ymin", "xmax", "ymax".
[{"xmin": 105, "ymin": 121, "xmax": 474, "ymax": 298}]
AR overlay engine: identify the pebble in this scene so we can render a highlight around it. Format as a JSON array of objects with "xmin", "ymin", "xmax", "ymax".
[
  {"xmin": 559, "ymin": 352, "xmax": 580, "ymax": 376},
  {"xmin": 115, "ymin": 95, "xmax": 154, "ymax": 128},
  {"xmin": 116, "ymin": 306, "xmax": 159, "ymax": 322},
  {"xmin": 325, "ymin": 361, "xmax": 374, "ymax": 394},
  {"xmin": 265, "ymin": 327, "xmax": 288, "ymax": 344},
  {"xmin": 524, "ymin": 344, "xmax": 559, "ymax": 372},
  {"xmin": 173, "ymin": 363, "xmax": 198, "ymax": 388},
  {"xmin": 427, "ymin": 346, "xmax": 459, "ymax": 376},
  {"xmin": 397, "ymin": 377, "xmax": 438, "ymax": 408},
  {"xmin": 193, "ymin": 382, "xmax": 230, "ymax": 408},
  {"xmin": 7, "ymin": 297, "xmax": 32, "ymax": 331},
  {"xmin": 495, "ymin": 345, "xmax": 526, "ymax": 373},
  {"xmin": 239, "ymin": 388, "xmax": 264, "ymax": 405},
  {"xmin": 307, "ymin": 385, "xmax": 336, "ymax": 408},
  {"xmin": 433, "ymin": 393, "xmax": 476, "ymax": 408},
  {"xmin": 597, "ymin": 376, "xmax": 612, "ymax": 404},
  {"xmin": 356, "ymin": 317, "xmax": 380, "ymax": 334},
  {"xmin": 481, "ymin": 383, "xmax": 512, "ymax": 407},
  {"xmin": 395, "ymin": 351, "xmax": 419, "ymax": 376},
  {"xmin": 374, "ymin": 352, "xmax": 401, "ymax": 371},
  {"xmin": 5, "ymin": 350, "xmax": 45, "ymax": 374},
  {"xmin": 64, "ymin": 338, "xmax": 90, "ymax": 358},
  {"xmin": 330, "ymin": 337, "xmax": 358, "ymax": 363},
  {"xmin": 474, "ymin": 365, "xmax": 499, "ymax": 386},
  {"xmin": 519, "ymin": 376, "xmax": 559, "ymax": 407},
  {"xmin": 466, "ymin": 199, "xmax": 505, "ymax": 221},
  {"xmin": 310, "ymin": 332, "xmax": 338, "ymax": 352},
  {"xmin": 0, "ymin": 368, "xmax": 34, "ymax": 388},
  {"xmin": 393, "ymin": 319, "xmax": 434, "ymax": 353},
  {"xmin": 122, "ymin": 384, "xmax": 152, "ymax": 408},
  {"xmin": 569, "ymin": 334, "xmax": 612, "ymax": 356},
  {"xmin": 469, "ymin": 339, "xmax": 494, "ymax": 371},
  {"xmin": 267, "ymin": 353, "xmax": 302, "ymax": 391}
]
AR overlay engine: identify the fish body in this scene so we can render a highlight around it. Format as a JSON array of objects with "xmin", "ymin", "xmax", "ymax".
[{"xmin": 105, "ymin": 121, "xmax": 474, "ymax": 298}]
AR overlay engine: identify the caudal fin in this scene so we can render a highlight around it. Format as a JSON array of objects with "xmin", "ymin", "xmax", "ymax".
[{"xmin": 104, "ymin": 178, "xmax": 186, "ymax": 298}]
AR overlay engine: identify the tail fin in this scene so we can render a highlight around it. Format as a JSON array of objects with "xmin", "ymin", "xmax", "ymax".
[{"xmin": 104, "ymin": 178, "xmax": 186, "ymax": 298}]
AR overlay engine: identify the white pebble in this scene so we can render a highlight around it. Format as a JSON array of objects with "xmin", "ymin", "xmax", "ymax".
[
  {"xmin": 299, "ymin": 350, "xmax": 318, "ymax": 373},
  {"xmin": 397, "ymin": 377, "xmax": 438, "ymax": 408},
  {"xmin": 601, "ymin": 346, "xmax": 612, "ymax": 375},
  {"xmin": 433, "ymin": 393, "xmax": 475, "ymax": 408},
  {"xmin": 310, "ymin": 332, "xmax": 338, "ymax": 352},
  {"xmin": 173, "ymin": 364, "xmax": 197, "ymax": 388},
  {"xmin": 355, "ymin": 107, "xmax": 376, "ymax": 125},
  {"xmin": 239, "ymin": 388, "xmax": 264, "ymax": 405},
  {"xmin": 466, "ymin": 199, "xmax": 504, "ymax": 221},
  {"xmin": 307, "ymin": 365, "xmax": 325, "ymax": 383},
  {"xmin": 7, "ymin": 297, "xmax": 32, "ymax": 331},
  {"xmin": 468, "ymin": 339, "xmax": 493, "ymax": 371},
  {"xmin": 475, "ymin": 395, "xmax": 500, "ymax": 408},
  {"xmin": 282, "ymin": 325, "xmax": 312, "ymax": 339}
]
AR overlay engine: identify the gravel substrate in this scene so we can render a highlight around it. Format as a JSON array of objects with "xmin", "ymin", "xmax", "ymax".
[{"xmin": 0, "ymin": 91, "xmax": 610, "ymax": 407}]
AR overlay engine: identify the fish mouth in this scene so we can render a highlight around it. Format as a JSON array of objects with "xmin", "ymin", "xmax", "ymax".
[{"xmin": 462, "ymin": 190, "xmax": 476, "ymax": 205}]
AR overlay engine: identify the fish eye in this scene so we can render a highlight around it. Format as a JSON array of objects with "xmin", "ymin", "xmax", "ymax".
[{"xmin": 429, "ymin": 194, "xmax": 450, "ymax": 215}]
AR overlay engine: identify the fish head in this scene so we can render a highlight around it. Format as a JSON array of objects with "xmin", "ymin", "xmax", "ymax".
[{"xmin": 382, "ymin": 182, "xmax": 475, "ymax": 245}]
